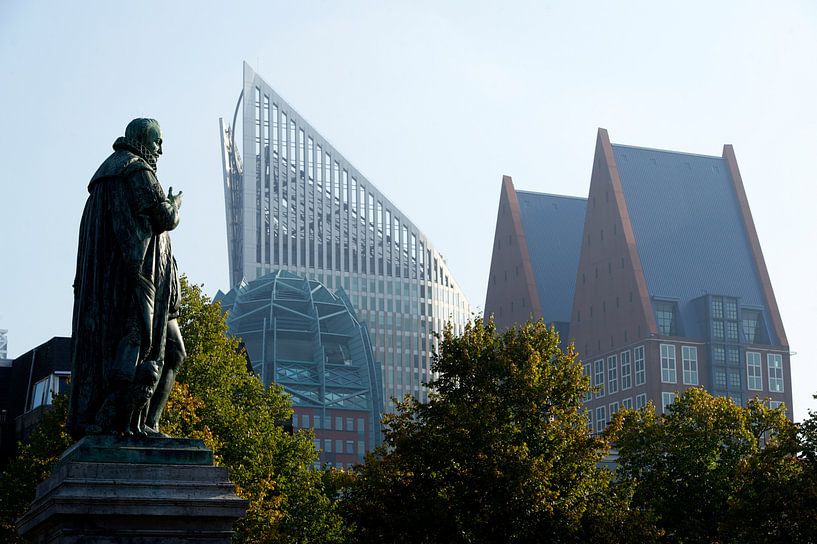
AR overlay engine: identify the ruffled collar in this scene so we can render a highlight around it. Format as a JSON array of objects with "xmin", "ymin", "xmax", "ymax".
[{"xmin": 113, "ymin": 136, "xmax": 158, "ymax": 171}]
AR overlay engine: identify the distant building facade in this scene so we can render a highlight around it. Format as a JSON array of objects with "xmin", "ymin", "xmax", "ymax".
[
  {"xmin": 0, "ymin": 337, "xmax": 71, "ymax": 463},
  {"xmin": 485, "ymin": 129, "xmax": 792, "ymax": 423},
  {"xmin": 219, "ymin": 63, "xmax": 471, "ymax": 405},
  {"xmin": 217, "ymin": 270, "xmax": 382, "ymax": 468}
]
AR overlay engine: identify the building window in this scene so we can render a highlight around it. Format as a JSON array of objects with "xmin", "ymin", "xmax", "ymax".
[
  {"xmin": 714, "ymin": 368, "xmax": 727, "ymax": 388},
  {"xmin": 595, "ymin": 406, "xmax": 607, "ymax": 433},
  {"xmin": 620, "ymin": 350, "xmax": 632, "ymax": 390},
  {"xmin": 712, "ymin": 297, "xmax": 723, "ymax": 319},
  {"xmin": 607, "ymin": 355, "xmax": 618, "ymax": 394},
  {"xmin": 660, "ymin": 344, "xmax": 677, "ymax": 384},
  {"xmin": 583, "ymin": 362, "xmax": 592, "ymax": 402},
  {"xmin": 725, "ymin": 321, "xmax": 739, "ymax": 341},
  {"xmin": 27, "ymin": 372, "xmax": 70, "ymax": 412},
  {"xmin": 324, "ymin": 439, "xmax": 332, "ymax": 453},
  {"xmin": 713, "ymin": 321, "xmax": 724, "ymax": 339},
  {"xmin": 742, "ymin": 310, "xmax": 764, "ymax": 344},
  {"xmin": 586, "ymin": 409, "xmax": 593, "ymax": 431},
  {"xmin": 681, "ymin": 346, "xmax": 698, "ymax": 385},
  {"xmin": 634, "ymin": 345, "xmax": 646, "ymax": 386},
  {"xmin": 728, "ymin": 369, "xmax": 741, "ymax": 389},
  {"xmin": 622, "ymin": 397, "xmax": 633, "ymax": 410},
  {"xmin": 655, "ymin": 301, "xmax": 678, "ymax": 336},
  {"xmin": 747, "ymin": 351, "xmax": 762, "ymax": 391},
  {"xmin": 727, "ymin": 347, "xmax": 740, "ymax": 364},
  {"xmin": 609, "ymin": 401, "xmax": 620, "ymax": 417},
  {"xmin": 594, "ymin": 359, "xmax": 605, "ymax": 398},
  {"xmin": 724, "ymin": 298, "xmax": 738, "ymax": 320},
  {"xmin": 768, "ymin": 353, "xmax": 784, "ymax": 392},
  {"xmin": 635, "ymin": 393, "xmax": 647, "ymax": 410},
  {"xmin": 662, "ymin": 392, "xmax": 676, "ymax": 414}
]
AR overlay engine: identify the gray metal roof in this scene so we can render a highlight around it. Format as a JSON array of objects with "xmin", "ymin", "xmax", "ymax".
[
  {"xmin": 612, "ymin": 144, "xmax": 770, "ymax": 340},
  {"xmin": 516, "ymin": 191, "xmax": 587, "ymax": 324}
]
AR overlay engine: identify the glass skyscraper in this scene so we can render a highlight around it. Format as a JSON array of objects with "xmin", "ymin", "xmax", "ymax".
[{"xmin": 219, "ymin": 63, "xmax": 471, "ymax": 404}]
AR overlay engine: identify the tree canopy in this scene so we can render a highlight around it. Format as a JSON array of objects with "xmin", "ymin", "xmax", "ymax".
[
  {"xmin": 162, "ymin": 277, "xmax": 348, "ymax": 544},
  {"xmin": 0, "ymin": 277, "xmax": 348, "ymax": 544},
  {"xmin": 614, "ymin": 387, "xmax": 817, "ymax": 543},
  {"xmin": 341, "ymin": 318, "xmax": 618, "ymax": 543}
]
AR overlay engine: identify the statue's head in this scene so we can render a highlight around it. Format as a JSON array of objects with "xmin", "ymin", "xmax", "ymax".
[{"xmin": 124, "ymin": 118, "xmax": 163, "ymax": 160}]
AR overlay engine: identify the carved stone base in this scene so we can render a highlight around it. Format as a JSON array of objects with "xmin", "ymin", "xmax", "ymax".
[{"xmin": 17, "ymin": 436, "xmax": 248, "ymax": 543}]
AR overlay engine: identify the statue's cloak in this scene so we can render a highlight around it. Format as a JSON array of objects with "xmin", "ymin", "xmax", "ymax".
[{"xmin": 67, "ymin": 148, "xmax": 179, "ymax": 436}]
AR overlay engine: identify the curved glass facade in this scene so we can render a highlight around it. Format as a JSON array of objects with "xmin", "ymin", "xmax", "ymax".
[
  {"xmin": 220, "ymin": 63, "xmax": 472, "ymax": 405},
  {"xmin": 218, "ymin": 270, "xmax": 382, "ymax": 467}
]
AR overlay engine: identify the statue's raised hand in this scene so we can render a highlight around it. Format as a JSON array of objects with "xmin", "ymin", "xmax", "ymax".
[{"xmin": 168, "ymin": 186, "xmax": 183, "ymax": 210}]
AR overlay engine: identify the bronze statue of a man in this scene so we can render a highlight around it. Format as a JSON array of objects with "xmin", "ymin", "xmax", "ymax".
[{"xmin": 68, "ymin": 118, "xmax": 185, "ymax": 438}]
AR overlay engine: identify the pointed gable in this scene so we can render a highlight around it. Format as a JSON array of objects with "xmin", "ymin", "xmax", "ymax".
[
  {"xmin": 484, "ymin": 176, "xmax": 542, "ymax": 330},
  {"xmin": 570, "ymin": 129, "xmax": 656, "ymax": 357}
]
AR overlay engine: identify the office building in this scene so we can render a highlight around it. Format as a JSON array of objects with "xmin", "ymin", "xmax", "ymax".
[
  {"xmin": 216, "ymin": 270, "xmax": 382, "ymax": 467},
  {"xmin": 219, "ymin": 63, "xmax": 471, "ymax": 405},
  {"xmin": 486, "ymin": 129, "xmax": 792, "ymax": 423},
  {"xmin": 0, "ymin": 337, "xmax": 71, "ymax": 463}
]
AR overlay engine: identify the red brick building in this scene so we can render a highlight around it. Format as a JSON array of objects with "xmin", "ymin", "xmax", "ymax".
[{"xmin": 485, "ymin": 129, "xmax": 792, "ymax": 425}]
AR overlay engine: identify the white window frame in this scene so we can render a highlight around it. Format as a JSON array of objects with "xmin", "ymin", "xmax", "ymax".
[
  {"xmin": 660, "ymin": 344, "xmax": 677, "ymax": 384},
  {"xmin": 635, "ymin": 393, "xmax": 647, "ymax": 410},
  {"xmin": 661, "ymin": 391, "xmax": 676, "ymax": 414},
  {"xmin": 767, "ymin": 353, "xmax": 784, "ymax": 392},
  {"xmin": 595, "ymin": 406, "xmax": 607, "ymax": 433},
  {"xmin": 583, "ymin": 362, "xmax": 593, "ymax": 402},
  {"xmin": 607, "ymin": 355, "xmax": 618, "ymax": 394},
  {"xmin": 609, "ymin": 401, "xmax": 620, "ymax": 417},
  {"xmin": 620, "ymin": 349, "xmax": 632, "ymax": 390},
  {"xmin": 594, "ymin": 359, "xmax": 605, "ymax": 399},
  {"xmin": 634, "ymin": 345, "xmax": 646, "ymax": 386},
  {"xmin": 746, "ymin": 351, "xmax": 762, "ymax": 391},
  {"xmin": 622, "ymin": 397, "xmax": 633, "ymax": 410},
  {"xmin": 681, "ymin": 345, "xmax": 698, "ymax": 385}
]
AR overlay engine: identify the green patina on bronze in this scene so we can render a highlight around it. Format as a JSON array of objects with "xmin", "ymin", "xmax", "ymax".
[
  {"xmin": 68, "ymin": 118, "xmax": 186, "ymax": 439},
  {"xmin": 58, "ymin": 435, "xmax": 213, "ymax": 466}
]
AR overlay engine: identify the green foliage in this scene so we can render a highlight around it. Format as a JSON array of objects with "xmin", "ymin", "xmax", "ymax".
[
  {"xmin": 342, "ymin": 318, "xmax": 614, "ymax": 543},
  {"xmin": 0, "ymin": 395, "xmax": 72, "ymax": 543},
  {"xmin": 613, "ymin": 388, "xmax": 813, "ymax": 543},
  {"xmin": 165, "ymin": 277, "xmax": 349, "ymax": 544}
]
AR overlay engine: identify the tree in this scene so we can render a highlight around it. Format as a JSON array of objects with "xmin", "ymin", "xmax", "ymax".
[
  {"xmin": 0, "ymin": 395, "xmax": 72, "ymax": 543},
  {"xmin": 163, "ymin": 277, "xmax": 349, "ymax": 543},
  {"xmin": 613, "ymin": 387, "xmax": 806, "ymax": 543},
  {"xmin": 0, "ymin": 277, "xmax": 348, "ymax": 544},
  {"xmin": 342, "ymin": 318, "xmax": 616, "ymax": 543}
]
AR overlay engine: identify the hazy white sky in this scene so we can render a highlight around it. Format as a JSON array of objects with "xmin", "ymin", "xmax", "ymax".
[{"xmin": 1, "ymin": 1, "xmax": 815, "ymax": 419}]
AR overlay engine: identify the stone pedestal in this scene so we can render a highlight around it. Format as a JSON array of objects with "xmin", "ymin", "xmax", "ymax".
[{"xmin": 17, "ymin": 436, "xmax": 248, "ymax": 543}]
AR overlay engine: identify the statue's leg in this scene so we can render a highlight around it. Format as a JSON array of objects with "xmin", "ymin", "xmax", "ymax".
[{"xmin": 145, "ymin": 318, "xmax": 185, "ymax": 434}]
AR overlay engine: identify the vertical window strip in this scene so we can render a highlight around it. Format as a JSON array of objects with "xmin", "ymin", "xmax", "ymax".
[
  {"xmin": 660, "ymin": 344, "xmax": 676, "ymax": 383},
  {"xmin": 682, "ymin": 345, "xmax": 698, "ymax": 385},
  {"xmin": 747, "ymin": 352, "xmax": 762, "ymax": 391}
]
